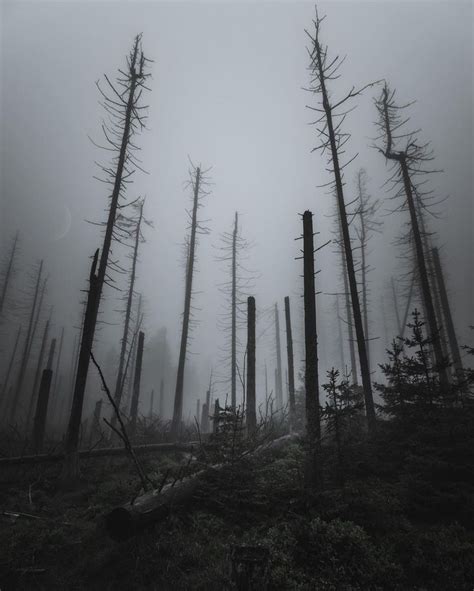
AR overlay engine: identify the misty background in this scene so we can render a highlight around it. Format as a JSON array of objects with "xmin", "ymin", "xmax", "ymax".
[{"xmin": 1, "ymin": 0, "xmax": 472, "ymax": 422}]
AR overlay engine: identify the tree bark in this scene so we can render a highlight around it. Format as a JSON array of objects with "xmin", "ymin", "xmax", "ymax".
[
  {"xmin": 284, "ymin": 296, "xmax": 296, "ymax": 429},
  {"xmin": 246, "ymin": 296, "xmax": 256, "ymax": 431}
]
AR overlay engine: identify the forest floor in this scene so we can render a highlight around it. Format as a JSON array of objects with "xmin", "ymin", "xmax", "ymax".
[{"xmin": 1, "ymin": 422, "xmax": 474, "ymax": 591}]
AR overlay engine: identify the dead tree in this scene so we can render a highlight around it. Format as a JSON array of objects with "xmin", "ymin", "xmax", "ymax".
[
  {"xmin": 159, "ymin": 378, "xmax": 164, "ymax": 416},
  {"xmin": 284, "ymin": 296, "xmax": 296, "ymax": 429},
  {"xmin": 374, "ymin": 83, "xmax": 449, "ymax": 390},
  {"xmin": 32, "ymin": 338, "xmax": 56, "ymax": 453},
  {"xmin": 148, "ymin": 389, "xmax": 154, "ymax": 418},
  {"xmin": 26, "ymin": 309, "xmax": 52, "ymax": 427},
  {"xmin": 171, "ymin": 163, "xmax": 211, "ymax": 437},
  {"xmin": 339, "ymin": 233, "xmax": 358, "ymax": 386},
  {"xmin": 49, "ymin": 326, "xmax": 65, "ymax": 420},
  {"xmin": 246, "ymin": 296, "xmax": 256, "ymax": 432},
  {"xmin": 90, "ymin": 399, "xmax": 103, "ymax": 445},
  {"xmin": 63, "ymin": 35, "xmax": 151, "ymax": 482},
  {"xmin": 274, "ymin": 303, "xmax": 284, "ymax": 410},
  {"xmin": 10, "ymin": 260, "xmax": 43, "ymax": 422},
  {"xmin": 305, "ymin": 11, "xmax": 376, "ymax": 432},
  {"xmin": 302, "ymin": 211, "xmax": 321, "ymax": 488},
  {"xmin": 432, "ymin": 247, "xmax": 463, "ymax": 377},
  {"xmin": 129, "ymin": 330, "xmax": 144, "ymax": 436},
  {"xmin": 1, "ymin": 324, "xmax": 21, "ymax": 413},
  {"xmin": 111, "ymin": 199, "xmax": 147, "ymax": 430},
  {"xmin": 0, "ymin": 230, "xmax": 19, "ymax": 315}
]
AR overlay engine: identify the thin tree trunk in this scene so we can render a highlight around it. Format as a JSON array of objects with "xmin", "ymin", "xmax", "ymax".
[
  {"xmin": 340, "ymin": 237, "xmax": 358, "ymax": 386},
  {"xmin": 401, "ymin": 269, "xmax": 416, "ymax": 338},
  {"xmin": 50, "ymin": 326, "xmax": 65, "ymax": 420},
  {"xmin": 0, "ymin": 230, "xmax": 19, "ymax": 315},
  {"xmin": 274, "ymin": 303, "xmax": 283, "ymax": 410},
  {"xmin": 111, "ymin": 202, "xmax": 143, "ymax": 429},
  {"xmin": 26, "ymin": 316, "xmax": 51, "ymax": 428},
  {"xmin": 284, "ymin": 296, "xmax": 296, "ymax": 429},
  {"xmin": 149, "ymin": 389, "xmax": 154, "ymax": 418},
  {"xmin": 432, "ymin": 247, "xmax": 463, "ymax": 377},
  {"xmin": 32, "ymin": 338, "xmax": 55, "ymax": 453},
  {"xmin": 26, "ymin": 277, "xmax": 48, "ymax": 363},
  {"xmin": 63, "ymin": 38, "xmax": 145, "ymax": 482},
  {"xmin": 159, "ymin": 379, "xmax": 164, "ymax": 417},
  {"xmin": 1, "ymin": 324, "xmax": 21, "ymax": 413},
  {"xmin": 129, "ymin": 330, "xmax": 144, "ymax": 436},
  {"xmin": 246, "ymin": 296, "xmax": 256, "ymax": 431},
  {"xmin": 90, "ymin": 399, "xmax": 103, "ymax": 446},
  {"xmin": 357, "ymin": 172, "xmax": 370, "ymax": 372},
  {"xmin": 312, "ymin": 36, "xmax": 375, "ymax": 431},
  {"xmin": 10, "ymin": 260, "xmax": 43, "ymax": 422},
  {"xmin": 335, "ymin": 295, "xmax": 345, "ymax": 373},
  {"xmin": 172, "ymin": 168, "xmax": 202, "ymax": 437},
  {"xmin": 391, "ymin": 277, "xmax": 402, "ymax": 336},
  {"xmin": 231, "ymin": 212, "xmax": 238, "ymax": 410},
  {"xmin": 303, "ymin": 211, "xmax": 321, "ymax": 488}
]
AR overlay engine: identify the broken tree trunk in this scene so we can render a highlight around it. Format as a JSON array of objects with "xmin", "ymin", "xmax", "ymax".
[
  {"xmin": 246, "ymin": 296, "xmax": 256, "ymax": 432},
  {"xmin": 104, "ymin": 432, "xmax": 299, "ymax": 540},
  {"xmin": 284, "ymin": 296, "xmax": 296, "ymax": 429}
]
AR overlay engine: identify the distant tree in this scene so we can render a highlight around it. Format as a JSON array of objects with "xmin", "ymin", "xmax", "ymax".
[
  {"xmin": 0, "ymin": 230, "xmax": 19, "ymax": 316},
  {"xmin": 305, "ymin": 10, "xmax": 377, "ymax": 433},
  {"xmin": 62, "ymin": 35, "xmax": 151, "ymax": 482}
]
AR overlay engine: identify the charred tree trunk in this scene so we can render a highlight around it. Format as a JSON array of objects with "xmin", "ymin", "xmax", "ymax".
[
  {"xmin": 10, "ymin": 260, "xmax": 43, "ymax": 422},
  {"xmin": 129, "ymin": 330, "xmax": 144, "ymax": 436},
  {"xmin": 26, "ymin": 315, "xmax": 51, "ymax": 428},
  {"xmin": 274, "ymin": 303, "xmax": 283, "ymax": 410},
  {"xmin": 284, "ymin": 296, "xmax": 296, "ymax": 429},
  {"xmin": 0, "ymin": 230, "xmax": 19, "ymax": 315},
  {"xmin": 246, "ymin": 296, "xmax": 256, "ymax": 432},
  {"xmin": 111, "ymin": 201, "xmax": 144, "ymax": 430},
  {"xmin": 340, "ymin": 237, "xmax": 358, "ymax": 386},
  {"xmin": 303, "ymin": 211, "xmax": 321, "ymax": 488},
  {"xmin": 432, "ymin": 247, "xmax": 463, "ymax": 377},
  {"xmin": 172, "ymin": 167, "xmax": 202, "ymax": 437}
]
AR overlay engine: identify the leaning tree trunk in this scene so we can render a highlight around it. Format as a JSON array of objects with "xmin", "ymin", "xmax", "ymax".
[
  {"xmin": 303, "ymin": 211, "xmax": 321, "ymax": 489},
  {"xmin": 284, "ymin": 296, "xmax": 296, "ymax": 429},
  {"xmin": 63, "ymin": 37, "xmax": 146, "ymax": 483},
  {"xmin": 340, "ymin": 232, "xmax": 358, "ymax": 386},
  {"xmin": 171, "ymin": 168, "xmax": 201, "ymax": 437},
  {"xmin": 246, "ymin": 296, "xmax": 256, "ymax": 432}
]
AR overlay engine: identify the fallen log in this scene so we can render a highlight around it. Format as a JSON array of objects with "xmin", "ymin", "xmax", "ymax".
[
  {"xmin": 0, "ymin": 441, "xmax": 203, "ymax": 466},
  {"xmin": 104, "ymin": 432, "xmax": 300, "ymax": 540}
]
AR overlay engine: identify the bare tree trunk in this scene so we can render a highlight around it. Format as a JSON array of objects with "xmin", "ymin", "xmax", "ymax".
[
  {"xmin": 111, "ymin": 201, "xmax": 144, "ymax": 430},
  {"xmin": 357, "ymin": 172, "xmax": 371, "ymax": 372},
  {"xmin": 335, "ymin": 295, "xmax": 345, "ymax": 373},
  {"xmin": 149, "ymin": 389, "xmax": 154, "ymax": 418},
  {"xmin": 246, "ymin": 296, "xmax": 256, "ymax": 431},
  {"xmin": 274, "ymin": 303, "xmax": 283, "ymax": 410},
  {"xmin": 49, "ymin": 326, "xmax": 65, "ymax": 421},
  {"xmin": 431, "ymin": 247, "xmax": 463, "ymax": 378},
  {"xmin": 159, "ymin": 379, "xmax": 164, "ymax": 417},
  {"xmin": 340, "ymin": 238, "xmax": 358, "ymax": 386},
  {"xmin": 284, "ymin": 296, "xmax": 296, "ymax": 429},
  {"xmin": 172, "ymin": 168, "xmax": 202, "ymax": 437},
  {"xmin": 32, "ymin": 338, "xmax": 55, "ymax": 453},
  {"xmin": 129, "ymin": 330, "xmax": 144, "ymax": 436},
  {"xmin": 63, "ymin": 37, "xmax": 148, "ymax": 483},
  {"xmin": 127, "ymin": 294, "xmax": 143, "ymax": 407},
  {"xmin": 231, "ymin": 212, "xmax": 238, "ymax": 410},
  {"xmin": 10, "ymin": 260, "xmax": 43, "ymax": 422},
  {"xmin": 0, "ymin": 230, "xmax": 19, "ymax": 315},
  {"xmin": 303, "ymin": 211, "xmax": 321, "ymax": 488},
  {"xmin": 391, "ymin": 276, "xmax": 402, "ymax": 336},
  {"xmin": 401, "ymin": 269, "xmax": 416, "ymax": 338}
]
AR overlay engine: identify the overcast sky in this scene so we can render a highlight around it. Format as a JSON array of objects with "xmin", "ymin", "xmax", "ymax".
[{"xmin": 1, "ymin": 1, "xmax": 472, "ymax": 409}]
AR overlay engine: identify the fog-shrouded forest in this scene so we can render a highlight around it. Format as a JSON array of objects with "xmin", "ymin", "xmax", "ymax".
[{"xmin": 0, "ymin": 1, "xmax": 473, "ymax": 589}]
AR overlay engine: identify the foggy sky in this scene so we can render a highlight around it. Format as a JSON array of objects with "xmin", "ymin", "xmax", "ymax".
[{"xmin": 1, "ymin": 1, "xmax": 472, "ymax": 411}]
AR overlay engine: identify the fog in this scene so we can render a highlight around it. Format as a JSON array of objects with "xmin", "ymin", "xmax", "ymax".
[{"xmin": 1, "ymin": 1, "xmax": 472, "ymax": 423}]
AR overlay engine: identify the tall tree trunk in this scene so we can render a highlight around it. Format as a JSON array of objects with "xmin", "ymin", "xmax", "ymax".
[
  {"xmin": 63, "ymin": 37, "xmax": 145, "ymax": 482},
  {"xmin": 10, "ymin": 260, "xmax": 43, "ymax": 422},
  {"xmin": 231, "ymin": 212, "xmax": 238, "ymax": 409},
  {"xmin": 172, "ymin": 168, "xmax": 202, "ymax": 437},
  {"xmin": 340, "ymin": 236, "xmax": 358, "ymax": 386},
  {"xmin": 0, "ymin": 230, "xmax": 19, "ymax": 315},
  {"xmin": 431, "ymin": 247, "xmax": 463, "ymax": 378},
  {"xmin": 401, "ymin": 269, "xmax": 416, "ymax": 338},
  {"xmin": 311, "ymin": 34, "xmax": 375, "ymax": 432},
  {"xmin": 303, "ymin": 211, "xmax": 321, "ymax": 488},
  {"xmin": 111, "ymin": 201, "xmax": 144, "ymax": 429},
  {"xmin": 335, "ymin": 295, "xmax": 345, "ymax": 374},
  {"xmin": 357, "ymin": 172, "xmax": 371, "ymax": 372},
  {"xmin": 284, "ymin": 296, "xmax": 296, "ymax": 429},
  {"xmin": 26, "ymin": 277, "xmax": 48, "ymax": 363},
  {"xmin": 129, "ymin": 330, "xmax": 144, "ymax": 436},
  {"xmin": 274, "ymin": 303, "xmax": 283, "ymax": 410},
  {"xmin": 246, "ymin": 296, "xmax": 256, "ymax": 432},
  {"xmin": 126, "ymin": 293, "xmax": 143, "ymax": 407}
]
